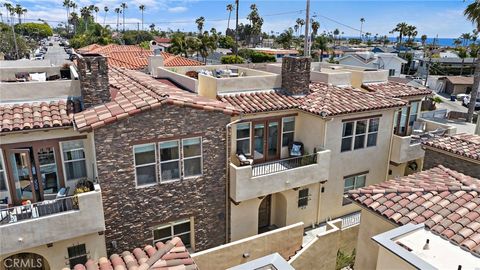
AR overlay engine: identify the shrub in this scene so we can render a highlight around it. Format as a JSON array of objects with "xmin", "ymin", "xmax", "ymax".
[
  {"xmin": 221, "ymin": 55, "xmax": 245, "ymax": 64},
  {"xmin": 250, "ymin": 52, "xmax": 276, "ymax": 63},
  {"xmin": 15, "ymin": 22, "xmax": 53, "ymax": 40}
]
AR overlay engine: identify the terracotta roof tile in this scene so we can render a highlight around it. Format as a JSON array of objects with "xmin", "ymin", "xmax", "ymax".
[
  {"xmin": 70, "ymin": 237, "xmax": 197, "ymax": 270},
  {"xmin": 0, "ymin": 100, "xmax": 72, "ymax": 133},
  {"xmin": 422, "ymin": 133, "xmax": 480, "ymax": 161},
  {"xmin": 73, "ymin": 67, "xmax": 239, "ymax": 132},
  {"xmin": 362, "ymin": 81, "xmax": 432, "ymax": 98},
  {"xmin": 348, "ymin": 165, "xmax": 480, "ymax": 257}
]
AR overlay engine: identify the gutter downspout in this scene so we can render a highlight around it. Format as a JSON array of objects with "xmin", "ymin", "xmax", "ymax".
[
  {"xmin": 316, "ymin": 115, "xmax": 333, "ymax": 225},
  {"xmin": 386, "ymin": 109, "xmax": 398, "ymax": 180},
  {"xmin": 225, "ymin": 116, "xmax": 243, "ymax": 243}
]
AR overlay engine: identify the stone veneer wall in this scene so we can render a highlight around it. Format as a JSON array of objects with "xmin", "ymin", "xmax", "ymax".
[
  {"xmin": 281, "ymin": 56, "xmax": 311, "ymax": 96},
  {"xmin": 423, "ymin": 149, "xmax": 480, "ymax": 178},
  {"xmin": 93, "ymin": 104, "xmax": 230, "ymax": 254},
  {"xmin": 77, "ymin": 55, "xmax": 110, "ymax": 108}
]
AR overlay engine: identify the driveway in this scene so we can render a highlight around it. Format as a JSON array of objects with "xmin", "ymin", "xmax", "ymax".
[{"xmin": 434, "ymin": 93, "xmax": 468, "ymax": 113}]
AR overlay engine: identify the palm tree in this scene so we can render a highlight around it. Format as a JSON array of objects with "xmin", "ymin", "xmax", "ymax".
[
  {"xmin": 170, "ymin": 33, "xmax": 188, "ymax": 57},
  {"xmin": 15, "ymin": 4, "xmax": 25, "ymax": 24},
  {"xmin": 226, "ymin": 4, "xmax": 234, "ymax": 31},
  {"xmin": 464, "ymin": 1, "xmax": 480, "ymax": 122},
  {"xmin": 392, "ymin": 22, "xmax": 408, "ymax": 48},
  {"xmin": 296, "ymin": 18, "xmax": 303, "ymax": 36},
  {"xmin": 71, "ymin": 2, "xmax": 77, "ymax": 14},
  {"xmin": 333, "ymin": 28, "xmax": 340, "ymax": 45},
  {"xmin": 139, "ymin": 5, "xmax": 145, "ymax": 31},
  {"xmin": 313, "ymin": 35, "xmax": 328, "ymax": 62},
  {"xmin": 311, "ymin": 20, "xmax": 320, "ymax": 40},
  {"xmin": 80, "ymin": 6, "xmax": 90, "ymax": 30},
  {"xmin": 195, "ymin": 16, "xmax": 205, "ymax": 35},
  {"xmin": 460, "ymin": 32, "xmax": 472, "ymax": 47},
  {"xmin": 93, "ymin": 6, "xmax": 99, "ymax": 23},
  {"xmin": 69, "ymin": 12, "xmax": 79, "ymax": 34},
  {"xmin": 114, "ymin": 7, "xmax": 121, "ymax": 32},
  {"xmin": 457, "ymin": 47, "xmax": 468, "ymax": 76},
  {"xmin": 360, "ymin": 18, "xmax": 365, "ymax": 40},
  {"xmin": 63, "ymin": 0, "xmax": 71, "ymax": 33},
  {"xmin": 421, "ymin": 34, "xmax": 427, "ymax": 47},
  {"xmin": 103, "ymin": 6, "xmax": 109, "ymax": 26},
  {"xmin": 120, "ymin": 3, "xmax": 127, "ymax": 32}
]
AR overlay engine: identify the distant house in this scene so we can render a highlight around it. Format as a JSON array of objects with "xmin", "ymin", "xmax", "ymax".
[
  {"xmin": 250, "ymin": 48, "xmax": 299, "ymax": 62},
  {"xmin": 417, "ymin": 57, "xmax": 476, "ymax": 77},
  {"xmin": 316, "ymin": 49, "xmax": 344, "ymax": 60},
  {"xmin": 371, "ymin": 46, "xmax": 398, "ymax": 54},
  {"xmin": 337, "ymin": 52, "xmax": 407, "ymax": 76},
  {"xmin": 437, "ymin": 76, "xmax": 474, "ymax": 95}
]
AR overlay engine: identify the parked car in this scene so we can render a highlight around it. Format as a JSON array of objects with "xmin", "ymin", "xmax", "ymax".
[
  {"xmin": 462, "ymin": 95, "xmax": 480, "ymax": 110},
  {"xmin": 34, "ymin": 53, "xmax": 44, "ymax": 60},
  {"xmin": 48, "ymin": 42, "xmax": 53, "ymax": 46}
]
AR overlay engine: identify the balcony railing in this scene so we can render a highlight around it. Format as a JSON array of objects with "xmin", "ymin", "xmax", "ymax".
[
  {"xmin": 0, "ymin": 196, "xmax": 78, "ymax": 225},
  {"xmin": 252, "ymin": 154, "xmax": 317, "ymax": 177}
]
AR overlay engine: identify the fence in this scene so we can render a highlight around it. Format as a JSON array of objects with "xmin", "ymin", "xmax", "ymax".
[{"xmin": 252, "ymin": 154, "xmax": 317, "ymax": 177}]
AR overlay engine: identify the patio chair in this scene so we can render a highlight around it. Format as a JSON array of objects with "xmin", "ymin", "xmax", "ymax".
[
  {"xmin": 289, "ymin": 142, "xmax": 304, "ymax": 157},
  {"xmin": 55, "ymin": 187, "xmax": 70, "ymax": 199},
  {"xmin": 411, "ymin": 121, "xmax": 426, "ymax": 135},
  {"xmin": 429, "ymin": 128, "xmax": 447, "ymax": 137},
  {"xmin": 235, "ymin": 150, "xmax": 253, "ymax": 166}
]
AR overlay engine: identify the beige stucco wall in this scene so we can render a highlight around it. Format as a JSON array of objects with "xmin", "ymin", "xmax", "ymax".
[
  {"xmin": 0, "ymin": 232, "xmax": 106, "ymax": 270},
  {"xmin": 375, "ymin": 246, "xmax": 417, "ymax": 270},
  {"xmin": 390, "ymin": 135, "xmax": 425, "ymax": 164},
  {"xmin": 319, "ymin": 109, "xmax": 395, "ymax": 222},
  {"xmin": 354, "ymin": 209, "xmax": 397, "ymax": 270},
  {"xmin": 289, "ymin": 219, "xmax": 359, "ymax": 270},
  {"xmin": 0, "ymin": 66, "xmax": 61, "ymax": 81},
  {"xmin": 0, "ymin": 80, "xmax": 80, "ymax": 102},
  {"xmin": 192, "ymin": 222, "xmax": 303, "ymax": 270}
]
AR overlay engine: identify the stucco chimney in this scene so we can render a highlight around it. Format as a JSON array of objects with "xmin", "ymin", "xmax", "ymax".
[
  {"xmin": 281, "ymin": 56, "xmax": 311, "ymax": 96},
  {"xmin": 77, "ymin": 54, "xmax": 110, "ymax": 108}
]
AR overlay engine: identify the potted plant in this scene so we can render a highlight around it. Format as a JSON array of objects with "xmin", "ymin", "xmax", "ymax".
[{"xmin": 60, "ymin": 63, "xmax": 71, "ymax": 79}]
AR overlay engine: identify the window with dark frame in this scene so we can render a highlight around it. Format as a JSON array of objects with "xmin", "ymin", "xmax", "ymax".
[
  {"xmin": 298, "ymin": 188, "xmax": 309, "ymax": 208},
  {"xmin": 341, "ymin": 118, "xmax": 379, "ymax": 152},
  {"xmin": 67, "ymin": 244, "xmax": 88, "ymax": 268},
  {"xmin": 343, "ymin": 174, "xmax": 366, "ymax": 205},
  {"xmin": 153, "ymin": 219, "xmax": 192, "ymax": 248},
  {"xmin": 282, "ymin": 117, "xmax": 295, "ymax": 147},
  {"xmin": 0, "ymin": 152, "xmax": 7, "ymax": 191},
  {"xmin": 236, "ymin": 123, "xmax": 251, "ymax": 155}
]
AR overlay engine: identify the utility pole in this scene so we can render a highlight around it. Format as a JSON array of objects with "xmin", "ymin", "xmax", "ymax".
[
  {"xmin": 304, "ymin": 0, "xmax": 310, "ymax": 57},
  {"xmin": 424, "ymin": 34, "xmax": 437, "ymax": 87},
  {"xmin": 235, "ymin": 0, "xmax": 239, "ymax": 60}
]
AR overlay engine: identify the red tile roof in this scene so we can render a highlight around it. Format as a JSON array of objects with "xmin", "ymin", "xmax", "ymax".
[
  {"xmin": 219, "ymin": 82, "xmax": 406, "ymax": 116},
  {"xmin": 362, "ymin": 81, "xmax": 432, "ymax": 98},
  {"xmin": 77, "ymin": 43, "xmax": 102, "ymax": 53},
  {"xmin": 422, "ymin": 133, "xmax": 480, "ymax": 161},
  {"xmin": 154, "ymin": 37, "xmax": 172, "ymax": 43},
  {"xmin": 0, "ymin": 100, "xmax": 72, "ymax": 133},
  {"xmin": 73, "ymin": 67, "xmax": 239, "ymax": 132},
  {"xmin": 348, "ymin": 166, "xmax": 480, "ymax": 257},
  {"xmin": 71, "ymin": 237, "xmax": 197, "ymax": 270}
]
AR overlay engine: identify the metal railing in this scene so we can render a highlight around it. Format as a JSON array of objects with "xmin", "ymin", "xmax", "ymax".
[
  {"xmin": 252, "ymin": 153, "xmax": 317, "ymax": 177},
  {"xmin": 341, "ymin": 211, "xmax": 361, "ymax": 229},
  {"xmin": 0, "ymin": 196, "xmax": 78, "ymax": 225}
]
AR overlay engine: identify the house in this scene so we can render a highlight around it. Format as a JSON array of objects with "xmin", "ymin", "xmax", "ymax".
[
  {"xmin": 315, "ymin": 49, "xmax": 344, "ymax": 60},
  {"xmin": 337, "ymin": 52, "xmax": 408, "ymax": 76},
  {"xmin": 72, "ymin": 54, "xmax": 239, "ymax": 255},
  {"xmin": 417, "ymin": 57, "xmax": 476, "ymax": 77},
  {"xmin": 0, "ymin": 62, "xmax": 107, "ymax": 269},
  {"xmin": 437, "ymin": 76, "xmax": 474, "ymax": 95},
  {"xmin": 347, "ymin": 166, "xmax": 480, "ymax": 270},
  {"xmin": 422, "ymin": 133, "xmax": 480, "ymax": 178},
  {"xmin": 250, "ymin": 48, "xmax": 299, "ymax": 62},
  {"xmin": 371, "ymin": 46, "xmax": 399, "ymax": 54},
  {"xmin": 154, "ymin": 36, "xmax": 172, "ymax": 51}
]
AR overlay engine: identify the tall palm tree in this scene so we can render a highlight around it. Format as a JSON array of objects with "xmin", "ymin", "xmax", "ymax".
[
  {"xmin": 71, "ymin": 2, "xmax": 77, "ymax": 14},
  {"xmin": 63, "ymin": 0, "xmax": 71, "ymax": 33},
  {"xmin": 313, "ymin": 35, "xmax": 328, "ymax": 62},
  {"xmin": 311, "ymin": 20, "xmax": 320, "ymax": 40},
  {"xmin": 93, "ymin": 6, "xmax": 99, "ymax": 23},
  {"xmin": 114, "ymin": 7, "xmax": 121, "ymax": 32},
  {"xmin": 15, "ymin": 4, "xmax": 24, "ymax": 24},
  {"xmin": 195, "ymin": 16, "xmax": 205, "ymax": 35},
  {"xmin": 103, "ymin": 6, "xmax": 109, "ymax": 26},
  {"xmin": 392, "ymin": 22, "xmax": 408, "ymax": 48},
  {"xmin": 421, "ymin": 34, "xmax": 427, "ymax": 47},
  {"xmin": 226, "ymin": 4, "xmax": 234, "ymax": 30},
  {"xmin": 69, "ymin": 12, "xmax": 79, "ymax": 34},
  {"xmin": 360, "ymin": 18, "xmax": 365, "ymax": 40},
  {"xmin": 464, "ymin": 1, "xmax": 480, "ymax": 122},
  {"xmin": 120, "ymin": 3, "xmax": 127, "ymax": 32},
  {"xmin": 80, "ymin": 6, "xmax": 90, "ymax": 30},
  {"xmin": 139, "ymin": 4, "xmax": 145, "ymax": 31}
]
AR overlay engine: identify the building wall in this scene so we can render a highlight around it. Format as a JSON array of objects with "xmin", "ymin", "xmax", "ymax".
[
  {"xmin": 0, "ymin": 232, "xmax": 106, "ymax": 270},
  {"xmin": 354, "ymin": 209, "xmax": 397, "ymax": 270},
  {"xmin": 375, "ymin": 246, "xmax": 416, "ymax": 270},
  {"xmin": 320, "ymin": 110, "xmax": 395, "ymax": 222},
  {"xmin": 93, "ymin": 105, "xmax": 230, "ymax": 254},
  {"xmin": 423, "ymin": 149, "xmax": 480, "ymax": 178}
]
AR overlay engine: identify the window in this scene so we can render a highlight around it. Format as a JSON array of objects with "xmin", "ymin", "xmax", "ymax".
[
  {"xmin": 389, "ymin": 69, "xmax": 396, "ymax": 76},
  {"xmin": 182, "ymin": 137, "xmax": 202, "ymax": 178},
  {"xmin": 343, "ymin": 174, "xmax": 366, "ymax": 205},
  {"xmin": 62, "ymin": 140, "xmax": 87, "ymax": 181},
  {"xmin": 236, "ymin": 123, "xmax": 251, "ymax": 155},
  {"xmin": 68, "ymin": 244, "xmax": 88, "ymax": 268},
  {"xmin": 341, "ymin": 118, "xmax": 380, "ymax": 152},
  {"xmin": 153, "ymin": 219, "xmax": 192, "ymax": 248},
  {"xmin": 282, "ymin": 117, "xmax": 295, "ymax": 147},
  {"xmin": 159, "ymin": 141, "xmax": 180, "ymax": 182},
  {"xmin": 134, "ymin": 144, "xmax": 157, "ymax": 186},
  {"xmin": 298, "ymin": 188, "xmax": 309, "ymax": 208},
  {"xmin": 38, "ymin": 147, "xmax": 59, "ymax": 194},
  {"xmin": 0, "ymin": 151, "xmax": 7, "ymax": 191},
  {"xmin": 408, "ymin": 102, "xmax": 420, "ymax": 127}
]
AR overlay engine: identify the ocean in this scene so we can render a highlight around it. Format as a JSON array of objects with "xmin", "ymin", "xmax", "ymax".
[{"xmin": 387, "ymin": 37, "xmax": 457, "ymax": 47}]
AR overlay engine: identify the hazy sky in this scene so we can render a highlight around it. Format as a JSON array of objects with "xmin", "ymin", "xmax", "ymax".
[{"xmin": 4, "ymin": 0, "xmax": 475, "ymax": 38}]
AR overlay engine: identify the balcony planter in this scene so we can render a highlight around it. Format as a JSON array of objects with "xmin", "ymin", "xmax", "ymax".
[{"xmin": 60, "ymin": 63, "xmax": 71, "ymax": 79}]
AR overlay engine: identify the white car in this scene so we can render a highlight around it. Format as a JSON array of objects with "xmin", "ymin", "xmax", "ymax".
[
  {"xmin": 462, "ymin": 95, "xmax": 480, "ymax": 109},
  {"xmin": 34, "ymin": 53, "xmax": 44, "ymax": 60}
]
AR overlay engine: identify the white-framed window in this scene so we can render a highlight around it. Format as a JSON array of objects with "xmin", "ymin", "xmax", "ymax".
[
  {"xmin": 298, "ymin": 188, "xmax": 309, "ymax": 208},
  {"xmin": 343, "ymin": 174, "xmax": 366, "ymax": 205},
  {"xmin": 61, "ymin": 140, "xmax": 87, "ymax": 181},
  {"xmin": 341, "ymin": 118, "xmax": 380, "ymax": 152},
  {"xmin": 133, "ymin": 143, "xmax": 157, "ymax": 186},
  {"xmin": 236, "ymin": 123, "xmax": 251, "ymax": 155},
  {"xmin": 67, "ymin": 243, "xmax": 88, "ymax": 268},
  {"xmin": 282, "ymin": 117, "xmax": 295, "ymax": 147},
  {"xmin": 153, "ymin": 218, "xmax": 192, "ymax": 248},
  {"xmin": 0, "ymin": 150, "xmax": 8, "ymax": 192},
  {"xmin": 159, "ymin": 140, "xmax": 180, "ymax": 182},
  {"xmin": 182, "ymin": 137, "xmax": 202, "ymax": 178}
]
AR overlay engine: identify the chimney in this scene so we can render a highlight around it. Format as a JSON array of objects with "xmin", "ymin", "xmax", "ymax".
[
  {"xmin": 281, "ymin": 56, "xmax": 311, "ymax": 96},
  {"xmin": 77, "ymin": 54, "xmax": 110, "ymax": 108},
  {"xmin": 148, "ymin": 54, "xmax": 164, "ymax": 77}
]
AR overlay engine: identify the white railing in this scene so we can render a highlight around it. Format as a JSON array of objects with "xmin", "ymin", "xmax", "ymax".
[{"xmin": 341, "ymin": 211, "xmax": 361, "ymax": 229}]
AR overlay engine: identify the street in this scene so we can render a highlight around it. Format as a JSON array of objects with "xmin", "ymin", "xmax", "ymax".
[{"xmin": 43, "ymin": 39, "xmax": 70, "ymax": 66}]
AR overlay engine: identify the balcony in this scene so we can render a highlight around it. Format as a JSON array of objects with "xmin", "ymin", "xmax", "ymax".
[
  {"xmin": 0, "ymin": 185, "xmax": 105, "ymax": 255},
  {"xmin": 230, "ymin": 150, "xmax": 331, "ymax": 202}
]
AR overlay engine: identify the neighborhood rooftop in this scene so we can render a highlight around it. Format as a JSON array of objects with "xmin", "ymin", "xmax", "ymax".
[
  {"xmin": 348, "ymin": 165, "xmax": 480, "ymax": 257},
  {"xmin": 422, "ymin": 133, "xmax": 480, "ymax": 161},
  {"xmin": 362, "ymin": 81, "xmax": 432, "ymax": 98}
]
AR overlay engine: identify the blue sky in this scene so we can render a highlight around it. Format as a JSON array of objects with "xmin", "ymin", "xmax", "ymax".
[{"xmin": 4, "ymin": 0, "xmax": 476, "ymax": 38}]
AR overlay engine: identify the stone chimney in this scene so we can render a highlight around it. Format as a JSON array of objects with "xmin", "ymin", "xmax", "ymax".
[
  {"xmin": 77, "ymin": 54, "xmax": 110, "ymax": 108},
  {"xmin": 281, "ymin": 56, "xmax": 311, "ymax": 96}
]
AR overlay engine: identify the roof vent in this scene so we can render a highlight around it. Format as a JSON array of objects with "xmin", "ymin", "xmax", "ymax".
[{"xmin": 422, "ymin": 239, "xmax": 430, "ymax": 250}]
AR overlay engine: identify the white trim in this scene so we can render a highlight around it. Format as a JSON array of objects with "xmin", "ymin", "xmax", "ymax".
[
  {"xmin": 182, "ymin": 137, "xmax": 203, "ymax": 178},
  {"xmin": 0, "ymin": 150, "xmax": 10, "ymax": 196},
  {"xmin": 133, "ymin": 143, "xmax": 158, "ymax": 188},
  {"xmin": 152, "ymin": 218, "xmax": 192, "ymax": 246},
  {"xmin": 60, "ymin": 140, "xmax": 88, "ymax": 182},
  {"xmin": 281, "ymin": 116, "xmax": 295, "ymax": 147},
  {"xmin": 235, "ymin": 122, "xmax": 251, "ymax": 156},
  {"xmin": 159, "ymin": 139, "xmax": 181, "ymax": 183}
]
